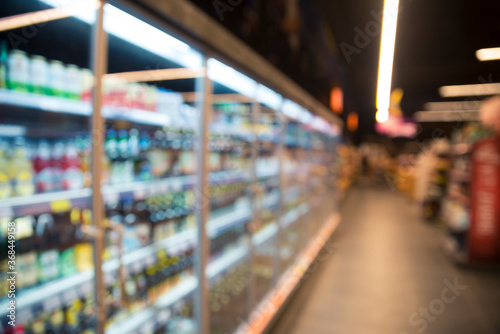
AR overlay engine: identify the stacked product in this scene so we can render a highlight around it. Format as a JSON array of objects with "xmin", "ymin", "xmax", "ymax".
[
  {"xmin": 1, "ymin": 45, "xmax": 187, "ymax": 116},
  {"xmin": 441, "ymin": 121, "xmax": 497, "ymax": 263},
  {"xmin": 337, "ymin": 145, "xmax": 360, "ymax": 200},
  {"xmin": 411, "ymin": 139, "xmax": 451, "ymax": 221}
]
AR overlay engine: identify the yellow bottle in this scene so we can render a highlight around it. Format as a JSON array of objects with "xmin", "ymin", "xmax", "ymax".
[
  {"xmin": 0, "ymin": 140, "xmax": 12, "ymax": 199},
  {"xmin": 9, "ymin": 137, "xmax": 35, "ymax": 196}
]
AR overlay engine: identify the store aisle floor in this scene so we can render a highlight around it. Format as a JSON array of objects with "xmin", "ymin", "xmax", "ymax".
[{"xmin": 270, "ymin": 181, "xmax": 500, "ymax": 334}]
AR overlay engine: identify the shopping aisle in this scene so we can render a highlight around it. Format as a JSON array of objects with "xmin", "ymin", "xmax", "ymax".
[{"xmin": 270, "ymin": 181, "xmax": 500, "ymax": 334}]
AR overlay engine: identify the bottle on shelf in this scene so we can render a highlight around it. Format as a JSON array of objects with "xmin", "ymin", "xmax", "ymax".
[
  {"xmin": 36, "ymin": 213, "xmax": 60, "ymax": 283},
  {"xmin": 64, "ymin": 298, "xmax": 83, "ymax": 334},
  {"xmin": 75, "ymin": 209, "xmax": 94, "ymax": 272},
  {"xmin": 61, "ymin": 139, "xmax": 84, "ymax": 190},
  {"xmin": 7, "ymin": 49, "xmax": 29, "ymax": 92},
  {"xmin": 66, "ymin": 64, "xmax": 82, "ymax": 100},
  {"xmin": 149, "ymin": 130, "xmax": 170, "ymax": 178},
  {"xmin": 50, "ymin": 141, "xmax": 66, "ymax": 192},
  {"xmin": 137, "ymin": 131, "xmax": 152, "ymax": 181},
  {"xmin": 0, "ymin": 139, "xmax": 12, "ymax": 199},
  {"xmin": 0, "ymin": 217, "xmax": 9, "ymax": 299},
  {"xmin": 15, "ymin": 215, "xmax": 38, "ymax": 289},
  {"xmin": 128, "ymin": 128, "xmax": 140, "ymax": 180},
  {"xmin": 0, "ymin": 41, "xmax": 7, "ymax": 89},
  {"xmin": 57, "ymin": 208, "xmax": 80, "ymax": 277},
  {"xmin": 106, "ymin": 129, "xmax": 120, "ymax": 185},
  {"xmin": 9, "ymin": 137, "xmax": 35, "ymax": 197},
  {"xmin": 76, "ymin": 132, "xmax": 92, "ymax": 188},
  {"xmin": 33, "ymin": 139, "xmax": 55, "ymax": 193},
  {"xmin": 30, "ymin": 55, "xmax": 49, "ymax": 95},
  {"xmin": 48, "ymin": 60, "xmax": 65, "ymax": 98},
  {"xmin": 46, "ymin": 308, "xmax": 65, "ymax": 334},
  {"xmin": 117, "ymin": 129, "xmax": 132, "ymax": 183}
]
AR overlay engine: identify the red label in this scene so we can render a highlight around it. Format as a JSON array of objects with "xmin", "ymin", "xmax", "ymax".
[{"xmin": 469, "ymin": 138, "xmax": 500, "ymax": 261}]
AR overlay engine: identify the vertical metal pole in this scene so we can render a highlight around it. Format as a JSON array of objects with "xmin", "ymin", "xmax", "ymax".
[
  {"xmin": 194, "ymin": 58, "xmax": 211, "ymax": 334},
  {"xmin": 91, "ymin": 1, "xmax": 107, "ymax": 334},
  {"xmin": 305, "ymin": 131, "xmax": 313, "ymax": 243},
  {"xmin": 247, "ymin": 100, "xmax": 260, "ymax": 310},
  {"xmin": 273, "ymin": 108, "xmax": 286, "ymax": 285}
]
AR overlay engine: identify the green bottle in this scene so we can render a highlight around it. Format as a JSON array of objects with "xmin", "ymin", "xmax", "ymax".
[{"xmin": 0, "ymin": 41, "xmax": 7, "ymax": 89}]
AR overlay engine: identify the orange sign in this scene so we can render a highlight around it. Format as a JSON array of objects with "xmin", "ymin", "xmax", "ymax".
[{"xmin": 330, "ymin": 87, "xmax": 343, "ymax": 114}]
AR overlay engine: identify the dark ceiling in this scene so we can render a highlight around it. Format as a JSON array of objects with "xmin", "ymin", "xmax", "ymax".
[
  {"xmin": 326, "ymin": 0, "xmax": 500, "ymax": 115},
  {"xmin": 188, "ymin": 0, "xmax": 500, "ymax": 142}
]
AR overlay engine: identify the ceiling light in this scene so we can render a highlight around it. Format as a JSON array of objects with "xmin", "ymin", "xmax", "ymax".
[
  {"xmin": 476, "ymin": 47, "xmax": 500, "ymax": 61},
  {"xmin": 424, "ymin": 101, "xmax": 482, "ymax": 111},
  {"xmin": 439, "ymin": 83, "xmax": 500, "ymax": 98},
  {"xmin": 414, "ymin": 110, "xmax": 479, "ymax": 122},
  {"xmin": 376, "ymin": 0, "xmax": 400, "ymax": 123},
  {"xmin": 376, "ymin": 109, "xmax": 389, "ymax": 123}
]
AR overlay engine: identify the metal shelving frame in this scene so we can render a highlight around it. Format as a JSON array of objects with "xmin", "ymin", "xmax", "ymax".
[{"xmin": 0, "ymin": 1, "xmax": 343, "ymax": 333}]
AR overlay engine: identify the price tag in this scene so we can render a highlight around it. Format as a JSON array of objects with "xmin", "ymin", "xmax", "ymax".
[
  {"xmin": 141, "ymin": 321, "xmax": 155, "ymax": 334},
  {"xmin": 146, "ymin": 255, "xmax": 155, "ymax": 267},
  {"xmin": 144, "ymin": 187, "xmax": 154, "ymax": 198},
  {"xmin": 172, "ymin": 178, "xmax": 183, "ymax": 191},
  {"xmin": 18, "ymin": 308, "xmax": 33, "ymax": 324},
  {"xmin": 105, "ymin": 192, "xmax": 120, "ymax": 204},
  {"xmin": 79, "ymin": 281, "xmax": 93, "ymax": 295},
  {"xmin": 43, "ymin": 296, "xmax": 61, "ymax": 313},
  {"xmin": 160, "ymin": 182, "xmax": 168, "ymax": 194},
  {"xmin": 62, "ymin": 289, "xmax": 78, "ymax": 305},
  {"xmin": 50, "ymin": 199, "xmax": 72, "ymax": 213},
  {"xmin": 132, "ymin": 261, "xmax": 142, "ymax": 273},
  {"xmin": 0, "ymin": 206, "xmax": 14, "ymax": 218},
  {"xmin": 122, "ymin": 265, "xmax": 131, "ymax": 276},
  {"xmin": 40, "ymin": 96, "xmax": 60, "ymax": 111},
  {"xmin": 177, "ymin": 242, "xmax": 187, "ymax": 254},
  {"xmin": 134, "ymin": 189, "xmax": 146, "ymax": 201},
  {"xmin": 157, "ymin": 309, "xmax": 171, "ymax": 323},
  {"xmin": 104, "ymin": 272, "xmax": 115, "ymax": 285},
  {"xmin": 154, "ymin": 185, "xmax": 163, "ymax": 196}
]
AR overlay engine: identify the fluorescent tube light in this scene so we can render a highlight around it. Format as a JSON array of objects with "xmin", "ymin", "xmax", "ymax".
[
  {"xmin": 376, "ymin": 109, "xmax": 389, "ymax": 123},
  {"xmin": 39, "ymin": 0, "xmax": 203, "ymax": 68},
  {"xmin": 376, "ymin": 0, "xmax": 400, "ymax": 123},
  {"xmin": 282, "ymin": 100, "xmax": 302, "ymax": 121},
  {"xmin": 207, "ymin": 58, "xmax": 257, "ymax": 98},
  {"xmin": 0, "ymin": 2, "xmax": 98, "ymax": 32},
  {"xmin": 298, "ymin": 109, "xmax": 313, "ymax": 124},
  {"xmin": 424, "ymin": 101, "xmax": 482, "ymax": 111},
  {"xmin": 255, "ymin": 85, "xmax": 282, "ymax": 110},
  {"xmin": 281, "ymin": 100, "xmax": 318, "ymax": 126},
  {"xmin": 0, "ymin": 125, "xmax": 27, "ymax": 137},
  {"xmin": 414, "ymin": 110, "xmax": 479, "ymax": 122},
  {"xmin": 439, "ymin": 83, "xmax": 500, "ymax": 98},
  {"xmin": 476, "ymin": 47, "xmax": 500, "ymax": 61},
  {"xmin": 311, "ymin": 116, "xmax": 326, "ymax": 131}
]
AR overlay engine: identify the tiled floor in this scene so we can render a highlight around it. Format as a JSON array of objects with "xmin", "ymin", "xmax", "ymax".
[{"xmin": 269, "ymin": 182, "xmax": 500, "ymax": 334}]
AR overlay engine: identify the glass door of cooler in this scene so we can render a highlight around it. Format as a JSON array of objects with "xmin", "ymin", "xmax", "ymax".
[
  {"xmin": 205, "ymin": 59, "xmax": 257, "ymax": 334},
  {"xmin": 96, "ymin": 3, "xmax": 204, "ymax": 334},
  {"xmin": 279, "ymin": 117, "xmax": 310, "ymax": 275},
  {"xmin": 308, "ymin": 130, "xmax": 337, "ymax": 234},
  {"xmin": 0, "ymin": 1, "xmax": 99, "ymax": 333},
  {"xmin": 251, "ymin": 98, "xmax": 283, "ymax": 307}
]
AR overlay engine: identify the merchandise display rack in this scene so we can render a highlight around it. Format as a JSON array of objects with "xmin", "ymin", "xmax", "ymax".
[{"xmin": 0, "ymin": 1, "xmax": 342, "ymax": 333}]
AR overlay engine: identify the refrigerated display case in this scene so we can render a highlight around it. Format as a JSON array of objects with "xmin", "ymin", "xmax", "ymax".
[{"xmin": 0, "ymin": 1, "xmax": 342, "ymax": 333}]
